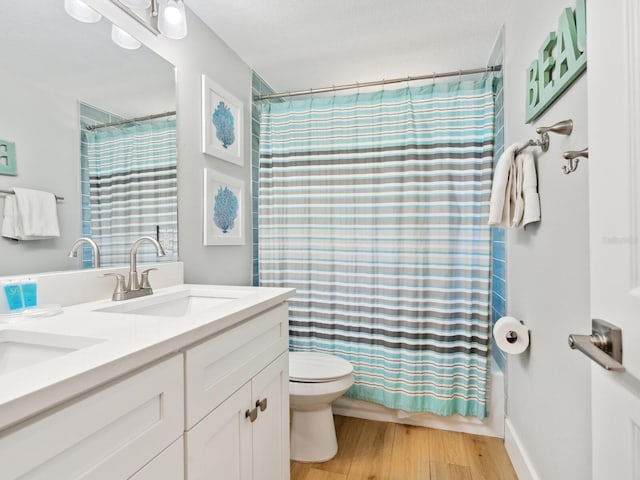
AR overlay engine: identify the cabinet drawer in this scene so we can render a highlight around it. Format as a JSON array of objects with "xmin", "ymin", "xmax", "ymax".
[
  {"xmin": 129, "ymin": 437, "xmax": 184, "ymax": 480},
  {"xmin": 185, "ymin": 303, "xmax": 288, "ymax": 428},
  {"xmin": 0, "ymin": 355, "xmax": 184, "ymax": 480}
]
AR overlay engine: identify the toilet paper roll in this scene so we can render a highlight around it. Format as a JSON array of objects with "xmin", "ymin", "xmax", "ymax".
[{"xmin": 493, "ymin": 316, "xmax": 529, "ymax": 354}]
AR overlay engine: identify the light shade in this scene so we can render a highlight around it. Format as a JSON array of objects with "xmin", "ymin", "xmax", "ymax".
[
  {"xmin": 64, "ymin": 0, "xmax": 102, "ymax": 23},
  {"xmin": 118, "ymin": 0, "xmax": 152, "ymax": 9},
  {"xmin": 111, "ymin": 24, "xmax": 142, "ymax": 50},
  {"xmin": 158, "ymin": 0, "xmax": 187, "ymax": 40}
]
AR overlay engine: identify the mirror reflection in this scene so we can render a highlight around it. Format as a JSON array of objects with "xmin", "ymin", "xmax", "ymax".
[{"xmin": 0, "ymin": 0, "xmax": 177, "ymax": 276}]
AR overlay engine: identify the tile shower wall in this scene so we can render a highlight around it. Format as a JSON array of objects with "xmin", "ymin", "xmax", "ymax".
[
  {"xmin": 251, "ymin": 72, "xmax": 278, "ymax": 286},
  {"xmin": 489, "ymin": 30, "xmax": 506, "ymax": 372}
]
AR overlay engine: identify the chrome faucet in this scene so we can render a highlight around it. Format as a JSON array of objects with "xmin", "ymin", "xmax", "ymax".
[
  {"xmin": 101, "ymin": 236, "xmax": 166, "ymax": 301},
  {"xmin": 128, "ymin": 236, "xmax": 165, "ymax": 291},
  {"xmin": 68, "ymin": 237, "xmax": 101, "ymax": 268}
]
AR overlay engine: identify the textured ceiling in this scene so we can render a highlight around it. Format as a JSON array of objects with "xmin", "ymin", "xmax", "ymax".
[{"xmin": 187, "ymin": 0, "xmax": 512, "ymax": 93}]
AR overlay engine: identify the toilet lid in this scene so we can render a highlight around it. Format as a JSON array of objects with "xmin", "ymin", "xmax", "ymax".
[{"xmin": 289, "ymin": 352, "xmax": 353, "ymax": 383}]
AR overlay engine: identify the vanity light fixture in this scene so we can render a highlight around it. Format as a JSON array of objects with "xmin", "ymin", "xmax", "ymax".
[
  {"xmin": 158, "ymin": 0, "xmax": 188, "ymax": 40},
  {"xmin": 111, "ymin": 24, "xmax": 142, "ymax": 50},
  {"xmin": 64, "ymin": 0, "xmax": 102, "ymax": 23},
  {"xmin": 65, "ymin": 0, "xmax": 188, "ymax": 49}
]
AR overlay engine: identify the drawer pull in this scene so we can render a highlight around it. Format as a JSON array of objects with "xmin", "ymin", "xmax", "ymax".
[
  {"xmin": 256, "ymin": 398, "xmax": 268, "ymax": 412},
  {"xmin": 245, "ymin": 407, "xmax": 258, "ymax": 423}
]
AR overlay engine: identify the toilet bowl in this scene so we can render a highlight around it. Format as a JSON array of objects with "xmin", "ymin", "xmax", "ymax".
[{"xmin": 289, "ymin": 351, "xmax": 354, "ymax": 462}]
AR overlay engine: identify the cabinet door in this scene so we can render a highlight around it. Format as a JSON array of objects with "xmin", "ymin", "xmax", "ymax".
[
  {"xmin": 0, "ymin": 355, "xmax": 183, "ymax": 480},
  {"xmin": 252, "ymin": 353, "xmax": 289, "ymax": 480},
  {"xmin": 129, "ymin": 438, "xmax": 184, "ymax": 480},
  {"xmin": 185, "ymin": 303, "xmax": 288, "ymax": 429},
  {"xmin": 185, "ymin": 382, "xmax": 252, "ymax": 480}
]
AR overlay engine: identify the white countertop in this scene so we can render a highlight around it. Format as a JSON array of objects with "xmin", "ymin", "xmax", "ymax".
[{"xmin": 0, "ymin": 284, "xmax": 295, "ymax": 432}]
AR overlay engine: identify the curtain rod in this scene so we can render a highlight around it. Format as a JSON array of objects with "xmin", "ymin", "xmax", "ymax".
[
  {"xmin": 86, "ymin": 111, "xmax": 176, "ymax": 131},
  {"xmin": 254, "ymin": 65, "xmax": 502, "ymax": 101}
]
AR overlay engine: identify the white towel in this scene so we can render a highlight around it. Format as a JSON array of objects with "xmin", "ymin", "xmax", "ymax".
[
  {"xmin": 488, "ymin": 143, "xmax": 520, "ymax": 227},
  {"xmin": 1, "ymin": 195, "xmax": 19, "ymax": 239},
  {"xmin": 488, "ymin": 144, "xmax": 541, "ymax": 228},
  {"xmin": 520, "ymin": 151, "xmax": 541, "ymax": 227},
  {"xmin": 1, "ymin": 188, "xmax": 60, "ymax": 240}
]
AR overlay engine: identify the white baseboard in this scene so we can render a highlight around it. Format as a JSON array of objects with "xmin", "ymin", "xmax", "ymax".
[
  {"xmin": 504, "ymin": 418, "xmax": 541, "ymax": 480},
  {"xmin": 332, "ymin": 369, "xmax": 505, "ymax": 438}
]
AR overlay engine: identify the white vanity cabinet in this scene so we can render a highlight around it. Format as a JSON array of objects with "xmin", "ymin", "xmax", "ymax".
[
  {"xmin": 0, "ymin": 354, "xmax": 184, "ymax": 480},
  {"xmin": 0, "ymin": 293, "xmax": 292, "ymax": 480},
  {"xmin": 184, "ymin": 304, "xmax": 290, "ymax": 480},
  {"xmin": 129, "ymin": 438, "xmax": 184, "ymax": 480}
]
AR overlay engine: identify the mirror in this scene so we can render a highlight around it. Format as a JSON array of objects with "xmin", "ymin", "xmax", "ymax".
[{"xmin": 0, "ymin": 1, "xmax": 177, "ymax": 276}]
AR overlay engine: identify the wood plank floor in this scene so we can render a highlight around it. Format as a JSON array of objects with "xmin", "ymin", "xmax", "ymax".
[{"xmin": 291, "ymin": 416, "xmax": 517, "ymax": 480}]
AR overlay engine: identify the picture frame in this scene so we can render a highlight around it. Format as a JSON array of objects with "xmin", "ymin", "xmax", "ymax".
[
  {"xmin": 0, "ymin": 139, "xmax": 17, "ymax": 176},
  {"xmin": 201, "ymin": 75, "xmax": 244, "ymax": 166},
  {"xmin": 203, "ymin": 168, "xmax": 245, "ymax": 246}
]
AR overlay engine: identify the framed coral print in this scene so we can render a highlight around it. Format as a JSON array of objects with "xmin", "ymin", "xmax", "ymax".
[
  {"xmin": 202, "ymin": 75, "xmax": 244, "ymax": 166},
  {"xmin": 203, "ymin": 168, "xmax": 244, "ymax": 245}
]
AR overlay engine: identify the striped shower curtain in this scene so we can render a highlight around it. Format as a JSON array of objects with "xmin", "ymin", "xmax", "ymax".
[
  {"xmin": 81, "ymin": 119, "xmax": 177, "ymax": 266},
  {"xmin": 258, "ymin": 79, "xmax": 495, "ymax": 419}
]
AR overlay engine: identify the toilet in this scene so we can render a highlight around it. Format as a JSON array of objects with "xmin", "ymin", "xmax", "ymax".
[{"xmin": 289, "ymin": 352, "xmax": 354, "ymax": 462}]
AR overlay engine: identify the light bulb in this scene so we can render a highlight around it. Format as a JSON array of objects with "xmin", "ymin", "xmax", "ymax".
[
  {"xmin": 64, "ymin": 0, "xmax": 102, "ymax": 23},
  {"xmin": 111, "ymin": 24, "xmax": 142, "ymax": 50},
  {"xmin": 158, "ymin": 0, "xmax": 188, "ymax": 39},
  {"xmin": 164, "ymin": 3, "xmax": 183, "ymax": 24}
]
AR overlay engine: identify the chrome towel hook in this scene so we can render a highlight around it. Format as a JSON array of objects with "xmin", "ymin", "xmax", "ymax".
[{"xmin": 562, "ymin": 147, "xmax": 588, "ymax": 174}]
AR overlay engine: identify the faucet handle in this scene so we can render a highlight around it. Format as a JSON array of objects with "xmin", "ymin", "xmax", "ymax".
[
  {"xmin": 140, "ymin": 268, "xmax": 158, "ymax": 290},
  {"xmin": 99, "ymin": 273, "xmax": 126, "ymax": 299}
]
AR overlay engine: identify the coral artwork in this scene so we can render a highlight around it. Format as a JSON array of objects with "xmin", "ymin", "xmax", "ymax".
[
  {"xmin": 213, "ymin": 186, "xmax": 238, "ymax": 233},
  {"xmin": 212, "ymin": 101, "xmax": 236, "ymax": 149}
]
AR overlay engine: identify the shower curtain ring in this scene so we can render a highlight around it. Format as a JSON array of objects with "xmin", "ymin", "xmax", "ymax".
[
  {"xmin": 432, "ymin": 72, "xmax": 436, "ymax": 86},
  {"xmin": 458, "ymin": 70, "xmax": 462, "ymax": 82}
]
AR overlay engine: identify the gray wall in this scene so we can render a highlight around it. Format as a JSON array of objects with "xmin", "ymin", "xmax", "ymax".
[
  {"xmin": 88, "ymin": 0, "xmax": 254, "ymax": 286},
  {"xmin": 0, "ymin": 77, "xmax": 82, "ymax": 275},
  {"xmin": 504, "ymin": 1, "xmax": 591, "ymax": 479}
]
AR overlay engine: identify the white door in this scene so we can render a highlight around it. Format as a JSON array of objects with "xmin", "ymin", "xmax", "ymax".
[
  {"xmin": 185, "ymin": 382, "xmax": 253, "ymax": 480},
  {"xmin": 587, "ymin": 1, "xmax": 640, "ymax": 478},
  {"xmin": 251, "ymin": 353, "xmax": 290, "ymax": 480}
]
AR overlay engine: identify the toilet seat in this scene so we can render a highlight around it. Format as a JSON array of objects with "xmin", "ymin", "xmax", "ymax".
[{"xmin": 289, "ymin": 352, "xmax": 353, "ymax": 383}]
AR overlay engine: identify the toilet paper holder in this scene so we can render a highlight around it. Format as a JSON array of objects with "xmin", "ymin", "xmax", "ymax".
[
  {"xmin": 568, "ymin": 318, "xmax": 625, "ymax": 372},
  {"xmin": 505, "ymin": 330, "xmax": 519, "ymax": 344}
]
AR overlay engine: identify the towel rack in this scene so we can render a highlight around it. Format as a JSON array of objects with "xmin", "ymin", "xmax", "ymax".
[
  {"xmin": 515, "ymin": 119, "xmax": 574, "ymax": 155},
  {"xmin": 0, "ymin": 188, "xmax": 64, "ymax": 201}
]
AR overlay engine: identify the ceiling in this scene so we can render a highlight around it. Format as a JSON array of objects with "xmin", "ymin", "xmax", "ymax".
[{"xmin": 187, "ymin": 0, "xmax": 512, "ymax": 93}]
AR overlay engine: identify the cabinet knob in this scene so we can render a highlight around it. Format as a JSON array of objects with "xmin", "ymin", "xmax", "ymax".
[
  {"xmin": 256, "ymin": 398, "xmax": 268, "ymax": 412},
  {"xmin": 245, "ymin": 407, "xmax": 258, "ymax": 423}
]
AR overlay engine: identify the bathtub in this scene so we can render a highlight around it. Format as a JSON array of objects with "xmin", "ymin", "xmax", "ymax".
[{"xmin": 331, "ymin": 357, "xmax": 505, "ymax": 438}]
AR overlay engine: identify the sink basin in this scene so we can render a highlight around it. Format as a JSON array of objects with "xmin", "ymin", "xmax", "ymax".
[
  {"xmin": 95, "ymin": 287, "xmax": 247, "ymax": 318},
  {"xmin": 0, "ymin": 330, "xmax": 104, "ymax": 375}
]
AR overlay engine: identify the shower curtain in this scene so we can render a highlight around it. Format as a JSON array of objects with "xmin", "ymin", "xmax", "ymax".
[
  {"xmin": 81, "ymin": 118, "xmax": 177, "ymax": 267},
  {"xmin": 259, "ymin": 79, "xmax": 494, "ymax": 418}
]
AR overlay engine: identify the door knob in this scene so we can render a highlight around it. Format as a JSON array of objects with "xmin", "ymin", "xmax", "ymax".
[
  {"xmin": 256, "ymin": 398, "xmax": 268, "ymax": 412},
  {"xmin": 568, "ymin": 318, "xmax": 625, "ymax": 372},
  {"xmin": 245, "ymin": 407, "xmax": 258, "ymax": 423}
]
